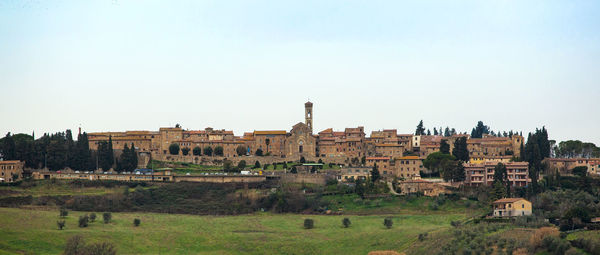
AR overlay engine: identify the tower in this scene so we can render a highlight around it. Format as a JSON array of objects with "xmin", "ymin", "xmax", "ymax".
[{"xmin": 305, "ymin": 101, "xmax": 313, "ymax": 134}]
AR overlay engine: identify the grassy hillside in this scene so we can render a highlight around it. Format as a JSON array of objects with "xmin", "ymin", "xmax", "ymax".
[
  {"xmin": 0, "ymin": 180, "xmax": 124, "ymax": 197},
  {"xmin": 0, "ymin": 207, "xmax": 465, "ymax": 255}
]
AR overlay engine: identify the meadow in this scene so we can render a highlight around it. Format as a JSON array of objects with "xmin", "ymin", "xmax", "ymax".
[{"xmin": 0, "ymin": 207, "xmax": 466, "ymax": 254}]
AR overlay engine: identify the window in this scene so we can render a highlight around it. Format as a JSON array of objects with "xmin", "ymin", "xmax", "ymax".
[{"xmin": 522, "ymin": 204, "xmax": 524, "ymax": 208}]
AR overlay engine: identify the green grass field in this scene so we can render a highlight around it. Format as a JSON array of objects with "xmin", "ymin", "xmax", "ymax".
[
  {"xmin": 0, "ymin": 207, "xmax": 466, "ymax": 254},
  {"xmin": 0, "ymin": 181, "xmax": 121, "ymax": 197}
]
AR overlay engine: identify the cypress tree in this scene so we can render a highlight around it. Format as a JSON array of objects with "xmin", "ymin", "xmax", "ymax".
[
  {"xmin": 108, "ymin": 135, "xmax": 114, "ymax": 168},
  {"xmin": 440, "ymin": 139, "xmax": 450, "ymax": 154},
  {"xmin": 130, "ymin": 143, "xmax": 138, "ymax": 170},
  {"xmin": 119, "ymin": 143, "xmax": 130, "ymax": 172},
  {"xmin": 415, "ymin": 120, "xmax": 425, "ymax": 135},
  {"xmin": 371, "ymin": 163, "xmax": 380, "ymax": 182},
  {"xmin": 452, "ymin": 137, "xmax": 469, "ymax": 161}
]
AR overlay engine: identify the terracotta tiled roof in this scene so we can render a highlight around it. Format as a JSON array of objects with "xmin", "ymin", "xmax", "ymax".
[
  {"xmin": 333, "ymin": 132, "xmax": 345, "ymax": 137},
  {"xmin": 366, "ymin": 157, "xmax": 391, "ymax": 160},
  {"xmin": 396, "ymin": 156, "xmax": 420, "ymax": 160},
  {"xmin": 318, "ymin": 128, "xmax": 333, "ymax": 134},
  {"xmin": 493, "ymin": 198, "xmax": 527, "ymax": 203},
  {"xmin": 254, "ymin": 131, "xmax": 287, "ymax": 135},
  {"xmin": 0, "ymin": 160, "xmax": 22, "ymax": 164},
  {"xmin": 375, "ymin": 143, "xmax": 403, "ymax": 147}
]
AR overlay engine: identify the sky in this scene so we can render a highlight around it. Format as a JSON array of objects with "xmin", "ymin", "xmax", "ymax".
[{"xmin": 1, "ymin": 0, "xmax": 599, "ymax": 144}]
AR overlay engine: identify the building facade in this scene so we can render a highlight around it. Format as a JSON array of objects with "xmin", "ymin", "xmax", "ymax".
[
  {"xmin": 544, "ymin": 158, "xmax": 600, "ymax": 175},
  {"xmin": 493, "ymin": 198, "xmax": 532, "ymax": 217},
  {"xmin": 394, "ymin": 156, "xmax": 423, "ymax": 179},
  {"xmin": 464, "ymin": 162, "xmax": 530, "ymax": 187},
  {"xmin": 0, "ymin": 160, "xmax": 25, "ymax": 183}
]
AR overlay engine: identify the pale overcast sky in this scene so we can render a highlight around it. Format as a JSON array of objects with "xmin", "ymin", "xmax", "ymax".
[{"xmin": 1, "ymin": 1, "xmax": 599, "ymax": 144}]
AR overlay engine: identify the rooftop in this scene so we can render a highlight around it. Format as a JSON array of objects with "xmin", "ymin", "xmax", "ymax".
[{"xmin": 493, "ymin": 198, "xmax": 528, "ymax": 203}]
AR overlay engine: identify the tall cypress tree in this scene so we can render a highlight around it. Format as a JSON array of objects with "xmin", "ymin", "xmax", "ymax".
[
  {"xmin": 130, "ymin": 143, "xmax": 138, "ymax": 170},
  {"xmin": 108, "ymin": 136, "xmax": 114, "ymax": 168},
  {"xmin": 440, "ymin": 139, "xmax": 450, "ymax": 154},
  {"xmin": 519, "ymin": 140, "xmax": 524, "ymax": 161},
  {"xmin": 415, "ymin": 120, "xmax": 425, "ymax": 135},
  {"xmin": 452, "ymin": 137, "xmax": 469, "ymax": 161},
  {"xmin": 77, "ymin": 132, "xmax": 93, "ymax": 170},
  {"xmin": 371, "ymin": 163, "xmax": 380, "ymax": 182},
  {"xmin": 119, "ymin": 143, "xmax": 130, "ymax": 172},
  {"xmin": 65, "ymin": 130, "xmax": 75, "ymax": 169}
]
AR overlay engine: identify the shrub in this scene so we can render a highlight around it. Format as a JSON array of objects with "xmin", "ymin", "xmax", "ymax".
[
  {"xmin": 86, "ymin": 242, "xmax": 117, "ymax": 255},
  {"xmin": 60, "ymin": 208, "xmax": 68, "ymax": 217},
  {"xmin": 541, "ymin": 235, "xmax": 571, "ymax": 255},
  {"xmin": 342, "ymin": 218, "xmax": 351, "ymax": 228},
  {"xmin": 214, "ymin": 146, "xmax": 224, "ymax": 156},
  {"xmin": 529, "ymin": 227, "xmax": 559, "ymax": 250},
  {"xmin": 570, "ymin": 238, "xmax": 600, "ymax": 255},
  {"xmin": 193, "ymin": 146, "xmax": 202, "ymax": 156},
  {"xmin": 203, "ymin": 146, "xmax": 213, "ymax": 156},
  {"xmin": 133, "ymin": 218, "xmax": 141, "ymax": 226},
  {"xmin": 103, "ymin": 212, "xmax": 112, "ymax": 224},
  {"xmin": 429, "ymin": 203, "xmax": 439, "ymax": 211},
  {"xmin": 237, "ymin": 160, "xmax": 247, "ymax": 170},
  {"xmin": 63, "ymin": 235, "xmax": 116, "ymax": 255},
  {"xmin": 78, "ymin": 215, "xmax": 89, "ymax": 228},
  {"xmin": 57, "ymin": 220, "xmax": 65, "ymax": 230},
  {"xmin": 304, "ymin": 219, "xmax": 314, "ymax": 229},
  {"xmin": 89, "ymin": 213, "xmax": 96, "ymax": 222},
  {"xmin": 181, "ymin": 147, "xmax": 190, "ymax": 156},
  {"xmin": 168, "ymin": 143, "xmax": 180, "ymax": 155},
  {"xmin": 384, "ymin": 217, "xmax": 393, "ymax": 229},
  {"xmin": 64, "ymin": 235, "xmax": 86, "ymax": 255}
]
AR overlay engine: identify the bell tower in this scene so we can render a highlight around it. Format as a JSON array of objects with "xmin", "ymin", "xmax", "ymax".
[{"xmin": 305, "ymin": 101, "xmax": 313, "ymax": 134}]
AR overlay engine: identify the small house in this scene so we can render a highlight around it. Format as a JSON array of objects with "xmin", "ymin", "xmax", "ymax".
[{"xmin": 492, "ymin": 198, "xmax": 532, "ymax": 217}]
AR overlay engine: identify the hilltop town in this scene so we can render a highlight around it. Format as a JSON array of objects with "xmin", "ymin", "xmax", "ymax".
[{"xmin": 1, "ymin": 102, "xmax": 600, "ymax": 255}]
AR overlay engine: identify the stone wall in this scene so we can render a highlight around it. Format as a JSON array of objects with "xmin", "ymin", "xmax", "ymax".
[
  {"xmin": 173, "ymin": 175, "xmax": 266, "ymax": 183},
  {"xmin": 152, "ymin": 153, "xmax": 349, "ymax": 166}
]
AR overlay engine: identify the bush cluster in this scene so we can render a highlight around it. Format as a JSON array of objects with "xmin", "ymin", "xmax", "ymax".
[
  {"xmin": 304, "ymin": 219, "xmax": 314, "ymax": 229},
  {"xmin": 63, "ymin": 235, "xmax": 116, "ymax": 255}
]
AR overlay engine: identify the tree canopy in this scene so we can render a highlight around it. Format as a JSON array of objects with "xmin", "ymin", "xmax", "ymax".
[
  {"xmin": 415, "ymin": 120, "xmax": 425, "ymax": 135},
  {"xmin": 168, "ymin": 143, "xmax": 180, "ymax": 155},
  {"xmin": 470, "ymin": 121, "xmax": 490, "ymax": 138},
  {"xmin": 452, "ymin": 137, "xmax": 469, "ymax": 161}
]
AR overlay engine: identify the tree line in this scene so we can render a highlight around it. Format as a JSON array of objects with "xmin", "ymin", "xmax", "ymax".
[
  {"xmin": 415, "ymin": 120, "xmax": 522, "ymax": 138},
  {"xmin": 553, "ymin": 140, "xmax": 600, "ymax": 158},
  {"xmin": 0, "ymin": 131, "xmax": 138, "ymax": 172},
  {"xmin": 0, "ymin": 131, "xmax": 93, "ymax": 171}
]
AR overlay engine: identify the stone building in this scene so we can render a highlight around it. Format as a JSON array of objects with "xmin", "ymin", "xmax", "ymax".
[
  {"xmin": 416, "ymin": 135, "xmax": 443, "ymax": 158},
  {"xmin": 366, "ymin": 129, "xmax": 412, "ymax": 158},
  {"xmin": 338, "ymin": 166, "xmax": 371, "ymax": 182},
  {"xmin": 398, "ymin": 179, "xmax": 448, "ymax": 196},
  {"xmin": 286, "ymin": 122, "xmax": 317, "ymax": 160},
  {"xmin": 88, "ymin": 131, "xmax": 157, "ymax": 152},
  {"xmin": 252, "ymin": 130, "xmax": 288, "ymax": 157},
  {"xmin": 394, "ymin": 156, "xmax": 423, "ymax": 179},
  {"xmin": 466, "ymin": 135, "xmax": 523, "ymax": 159},
  {"xmin": 316, "ymin": 127, "xmax": 366, "ymax": 160},
  {"xmin": 0, "ymin": 160, "xmax": 24, "ymax": 183},
  {"xmin": 543, "ymin": 157, "xmax": 600, "ymax": 175},
  {"xmin": 366, "ymin": 156, "xmax": 393, "ymax": 176}
]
